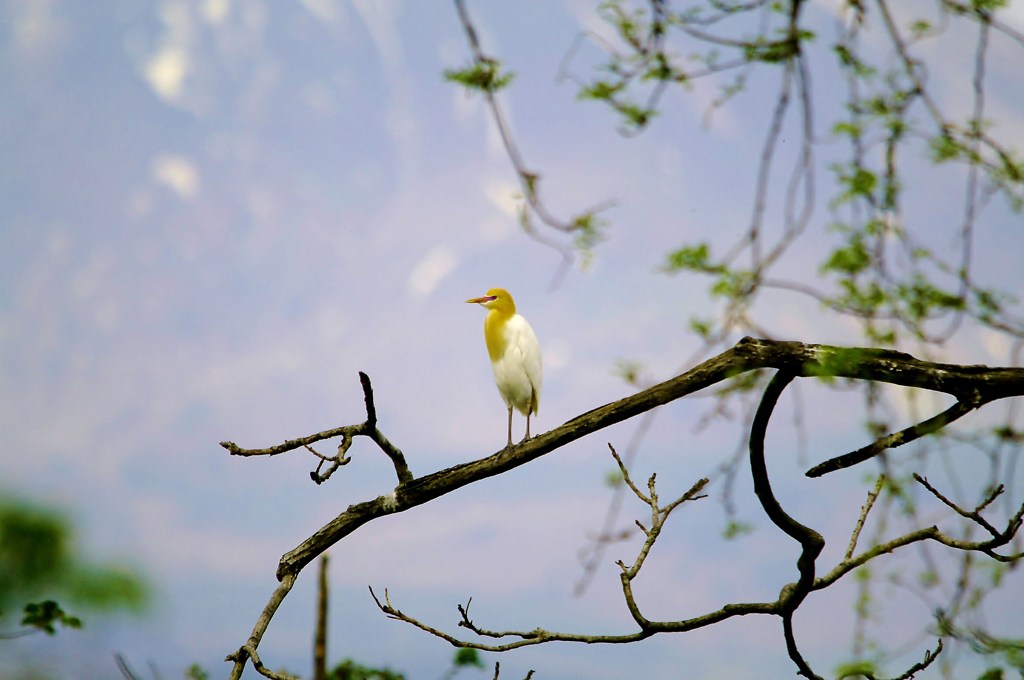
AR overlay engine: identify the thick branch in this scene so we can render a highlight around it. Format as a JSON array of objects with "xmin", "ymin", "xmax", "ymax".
[
  {"xmin": 275, "ymin": 337, "xmax": 1024, "ymax": 578},
  {"xmin": 749, "ymin": 370, "xmax": 825, "ymax": 679}
]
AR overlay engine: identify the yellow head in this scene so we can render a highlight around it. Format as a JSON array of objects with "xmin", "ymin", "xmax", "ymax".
[
  {"xmin": 466, "ymin": 288, "xmax": 518, "ymax": 362},
  {"xmin": 465, "ymin": 288, "xmax": 516, "ymax": 315}
]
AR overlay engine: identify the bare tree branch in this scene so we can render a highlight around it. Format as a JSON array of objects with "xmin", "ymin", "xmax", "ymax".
[
  {"xmin": 226, "ymin": 573, "xmax": 298, "ymax": 680},
  {"xmin": 221, "ymin": 372, "xmax": 412, "ymax": 485},
  {"xmin": 225, "ymin": 337, "xmax": 1024, "ymax": 675},
  {"xmin": 451, "ymin": 0, "xmax": 612, "ymax": 280},
  {"xmin": 845, "ymin": 475, "xmax": 885, "ymax": 561},
  {"xmin": 807, "ymin": 398, "xmax": 981, "ymax": 478}
]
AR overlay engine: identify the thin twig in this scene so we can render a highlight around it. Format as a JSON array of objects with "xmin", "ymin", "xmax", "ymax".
[
  {"xmin": 220, "ymin": 373, "xmax": 412, "ymax": 485},
  {"xmin": 846, "ymin": 475, "xmax": 886, "ymax": 561}
]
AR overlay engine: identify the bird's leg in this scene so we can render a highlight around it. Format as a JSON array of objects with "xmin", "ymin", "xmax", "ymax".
[
  {"xmin": 506, "ymin": 406, "xmax": 514, "ymax": 448},
  {"xmin": 522, "ymin": 396, "xmax": 534, "ymax": 442}
]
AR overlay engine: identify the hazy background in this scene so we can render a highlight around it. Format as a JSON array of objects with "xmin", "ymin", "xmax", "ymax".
[{"xmin": 2, "ymin": 1, "xmax": 1022, "ymax": 678}]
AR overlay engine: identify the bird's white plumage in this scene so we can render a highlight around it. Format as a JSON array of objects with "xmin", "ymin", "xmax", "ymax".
[{"xmin": 490, "ymin": 312, "xmax": 542, "ymax": 417}]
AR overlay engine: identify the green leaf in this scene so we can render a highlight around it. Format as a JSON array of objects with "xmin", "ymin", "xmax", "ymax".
[
  {"xmin": 822, "ymin": 237, "xmax": 872, "ymax": 275},
  {"xmin": 663, "ymin": 242, "xmax": 718, "ymax": 273},
  {"xmin": 453, "ymin": 648, "xmax": 485, "ymax": 669},
  {"xmin": 930, "ymin": 133, "xmax": 961, "ymax": 162},
  {"xmin": 710, "ymin": 269, "xmax": 755, "ymax": 299},
  {"xmin": 21, "ymin": 600, "xmax": 82, "ymax": 635},
  {"xmin": 578, "ymin": 79, "xmax": 626, "ymax": 102},
  {"xmin": 909, "ymin": 19, "xmax": 932, "ymax": 36},
  {"xmin": 617, "ymin": 101, "xmax": 655, "ymax": 128},
  {"xmin": 614, "ymin": 359, "xmax": 645, "ymax": 386},
  {"xmin": 722, "ymin": 521, "xmax": 754, "ymax": 539},
  {"xmin": 744, "ymin": 38, "xmax": 799, "ymax": 64},
  {"xmin": 835, "ymin": 659, "xmax": 879, "ymax": 678},
  {"xmin": 328, "ymin": 659, "xmax": 405, "ymax": 680},
  {"xmin": 848, "ymin": 168, "xmax": 877, "ymax": 197},
  {"xmin": 833, "ymin": 121, "xmax": 862, "ymax": 138},
  {"xmin": 443, "ymin": 59, "xmax": 515, "ymax": 93},
  {"xmin": 185, "ymin": 665, "xmax": 211, "ymax": 680},
  {"xmin": 688, "ymin": 316, "xmax": 714, "ymax": 339},
  {"xmin": 604, "ymin": 469, "xmax": 625, "ymax": 488},
  {"xmin": 571, "ymin": 211, "xmax": 607, "ymax": 268}
]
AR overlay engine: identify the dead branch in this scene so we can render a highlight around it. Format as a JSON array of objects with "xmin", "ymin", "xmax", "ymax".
[
  {"xmin": 220, "ymin": 371, "xmax": 412, "ymax": 485},
  {"xmin": 226, "ymin": 573, "xmax": 298, "ymax": 680},
  {"xmin": 225, "ymin": 337, "xmax": 1024, "ymax": 676},
  {"xmin": 845, "ymin": 475, "xmax": 886, "ymax": 561}
]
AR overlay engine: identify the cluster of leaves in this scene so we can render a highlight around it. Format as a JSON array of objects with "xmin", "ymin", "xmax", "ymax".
[
  {"xmin": 328, "ymin": 659, "xmax": 406, "ymax": 680},
  {"xmin": 444, "ymin": 59, "xmax": 515, "ymax": 94},
  {"xmin": 327, "ymin": 649, "xmax": 485, "ymax": 680},
  {"xmin": 17, "ymin": 600, "xmax": 82, "ymax": 635},
  {"xmin": 0, "ymin": 495, "xmax": 148, "ymax": 638}
]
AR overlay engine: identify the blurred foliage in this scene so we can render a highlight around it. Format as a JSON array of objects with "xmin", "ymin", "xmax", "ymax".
[
  {"xmin": 18, "ymin": 600, "xmax": 81, "ymax": 636},
  {"xmin": 0, "ymin": 494, "xmax": 149, "ymax": 638},
  {"xmin": 328, "ymin": 659, "xmax": 405, "ymax": 680},
  {"xmin": 451, "ymin": 648, "xmax": 485, "ymax": 670},
  {"xmin": 184, "ymin": 664, "xmax": 210, "ymax": 680},
  {"xmin": 444, "ymin": 59, "xmax": 515, "ymax": 94},
  {"xmin": 328, "ymin": 649, "xmax": 487, "ymax": 680}
]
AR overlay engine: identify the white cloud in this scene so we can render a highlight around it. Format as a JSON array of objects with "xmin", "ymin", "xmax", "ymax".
[
  {"xmin": 144, "ymin": 45, "xmax": 187, "ymax": 101},
  {"xmin": 141, "ymin": 0, "xmax": 197, "ymax": 106},
  {"xmin": 8, "ymin": 0, "xmax": 67, "ymax": 62},
  {"xmin": 408, "ymin": 245, "xmax": 458, "ymax": 298},
  {"xmin": 151, "ymin": 154, "xmax": 200, "ymax": 200},
  {"xmin": 201, "ymin": 0, "xmax": 231, "ymax": 25},
  {"xmin": 484, "ymin": 177, "xmax": 521, "ymax": 218},
  {"xmin": 299, "ymin": 0, "xmax": 345, "ymax": 28}
]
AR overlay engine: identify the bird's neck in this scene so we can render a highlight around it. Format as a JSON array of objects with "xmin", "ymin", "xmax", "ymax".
[{"xmin": 483, "ymin": 308, "xmax": 513, "ymax": 361}]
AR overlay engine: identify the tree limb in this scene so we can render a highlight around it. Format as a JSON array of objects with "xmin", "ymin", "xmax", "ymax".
[
  {"xmin": 220, "ymin": 372, "xmax": 412, "ymax": 485},
  {"xmin": 225, "ymin": 337, "xmax": 1024, "ymax": 674},
  {"xmin": 749, "ymin": 370, "xmax": 824, "ymax": 679},
  {"xmin": 806, "ymin": 399, "xmax": 981, "ymax": 477},
  {"xmin": 260, "ymin": 337, "xmax": 1024, "ymax": 580}
]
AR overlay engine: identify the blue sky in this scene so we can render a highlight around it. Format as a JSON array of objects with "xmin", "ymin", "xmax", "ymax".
[{"xmin": 2, "ymin": 1, "xmax": 1023, "ymax": 679}]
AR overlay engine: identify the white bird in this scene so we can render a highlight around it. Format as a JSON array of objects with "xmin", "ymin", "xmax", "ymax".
[{"xmin": 466, "ymin": 288, "xmax": 542, "ymax": 447}]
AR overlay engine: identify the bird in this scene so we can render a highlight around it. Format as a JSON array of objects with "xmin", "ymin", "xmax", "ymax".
[{"xmin": 466, "ymin": 288, "xmax": 542, "ymax": 447}]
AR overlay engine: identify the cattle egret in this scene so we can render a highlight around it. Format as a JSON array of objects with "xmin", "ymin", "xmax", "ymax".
[{"xmin": 466, "ymin": 288, "xmax": 542, "ymax": 447}]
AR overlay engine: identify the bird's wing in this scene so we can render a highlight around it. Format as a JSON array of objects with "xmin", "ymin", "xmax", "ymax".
[{"xmin": 509, "ymin": 314, "xmax": 542, "ymax": 412}]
